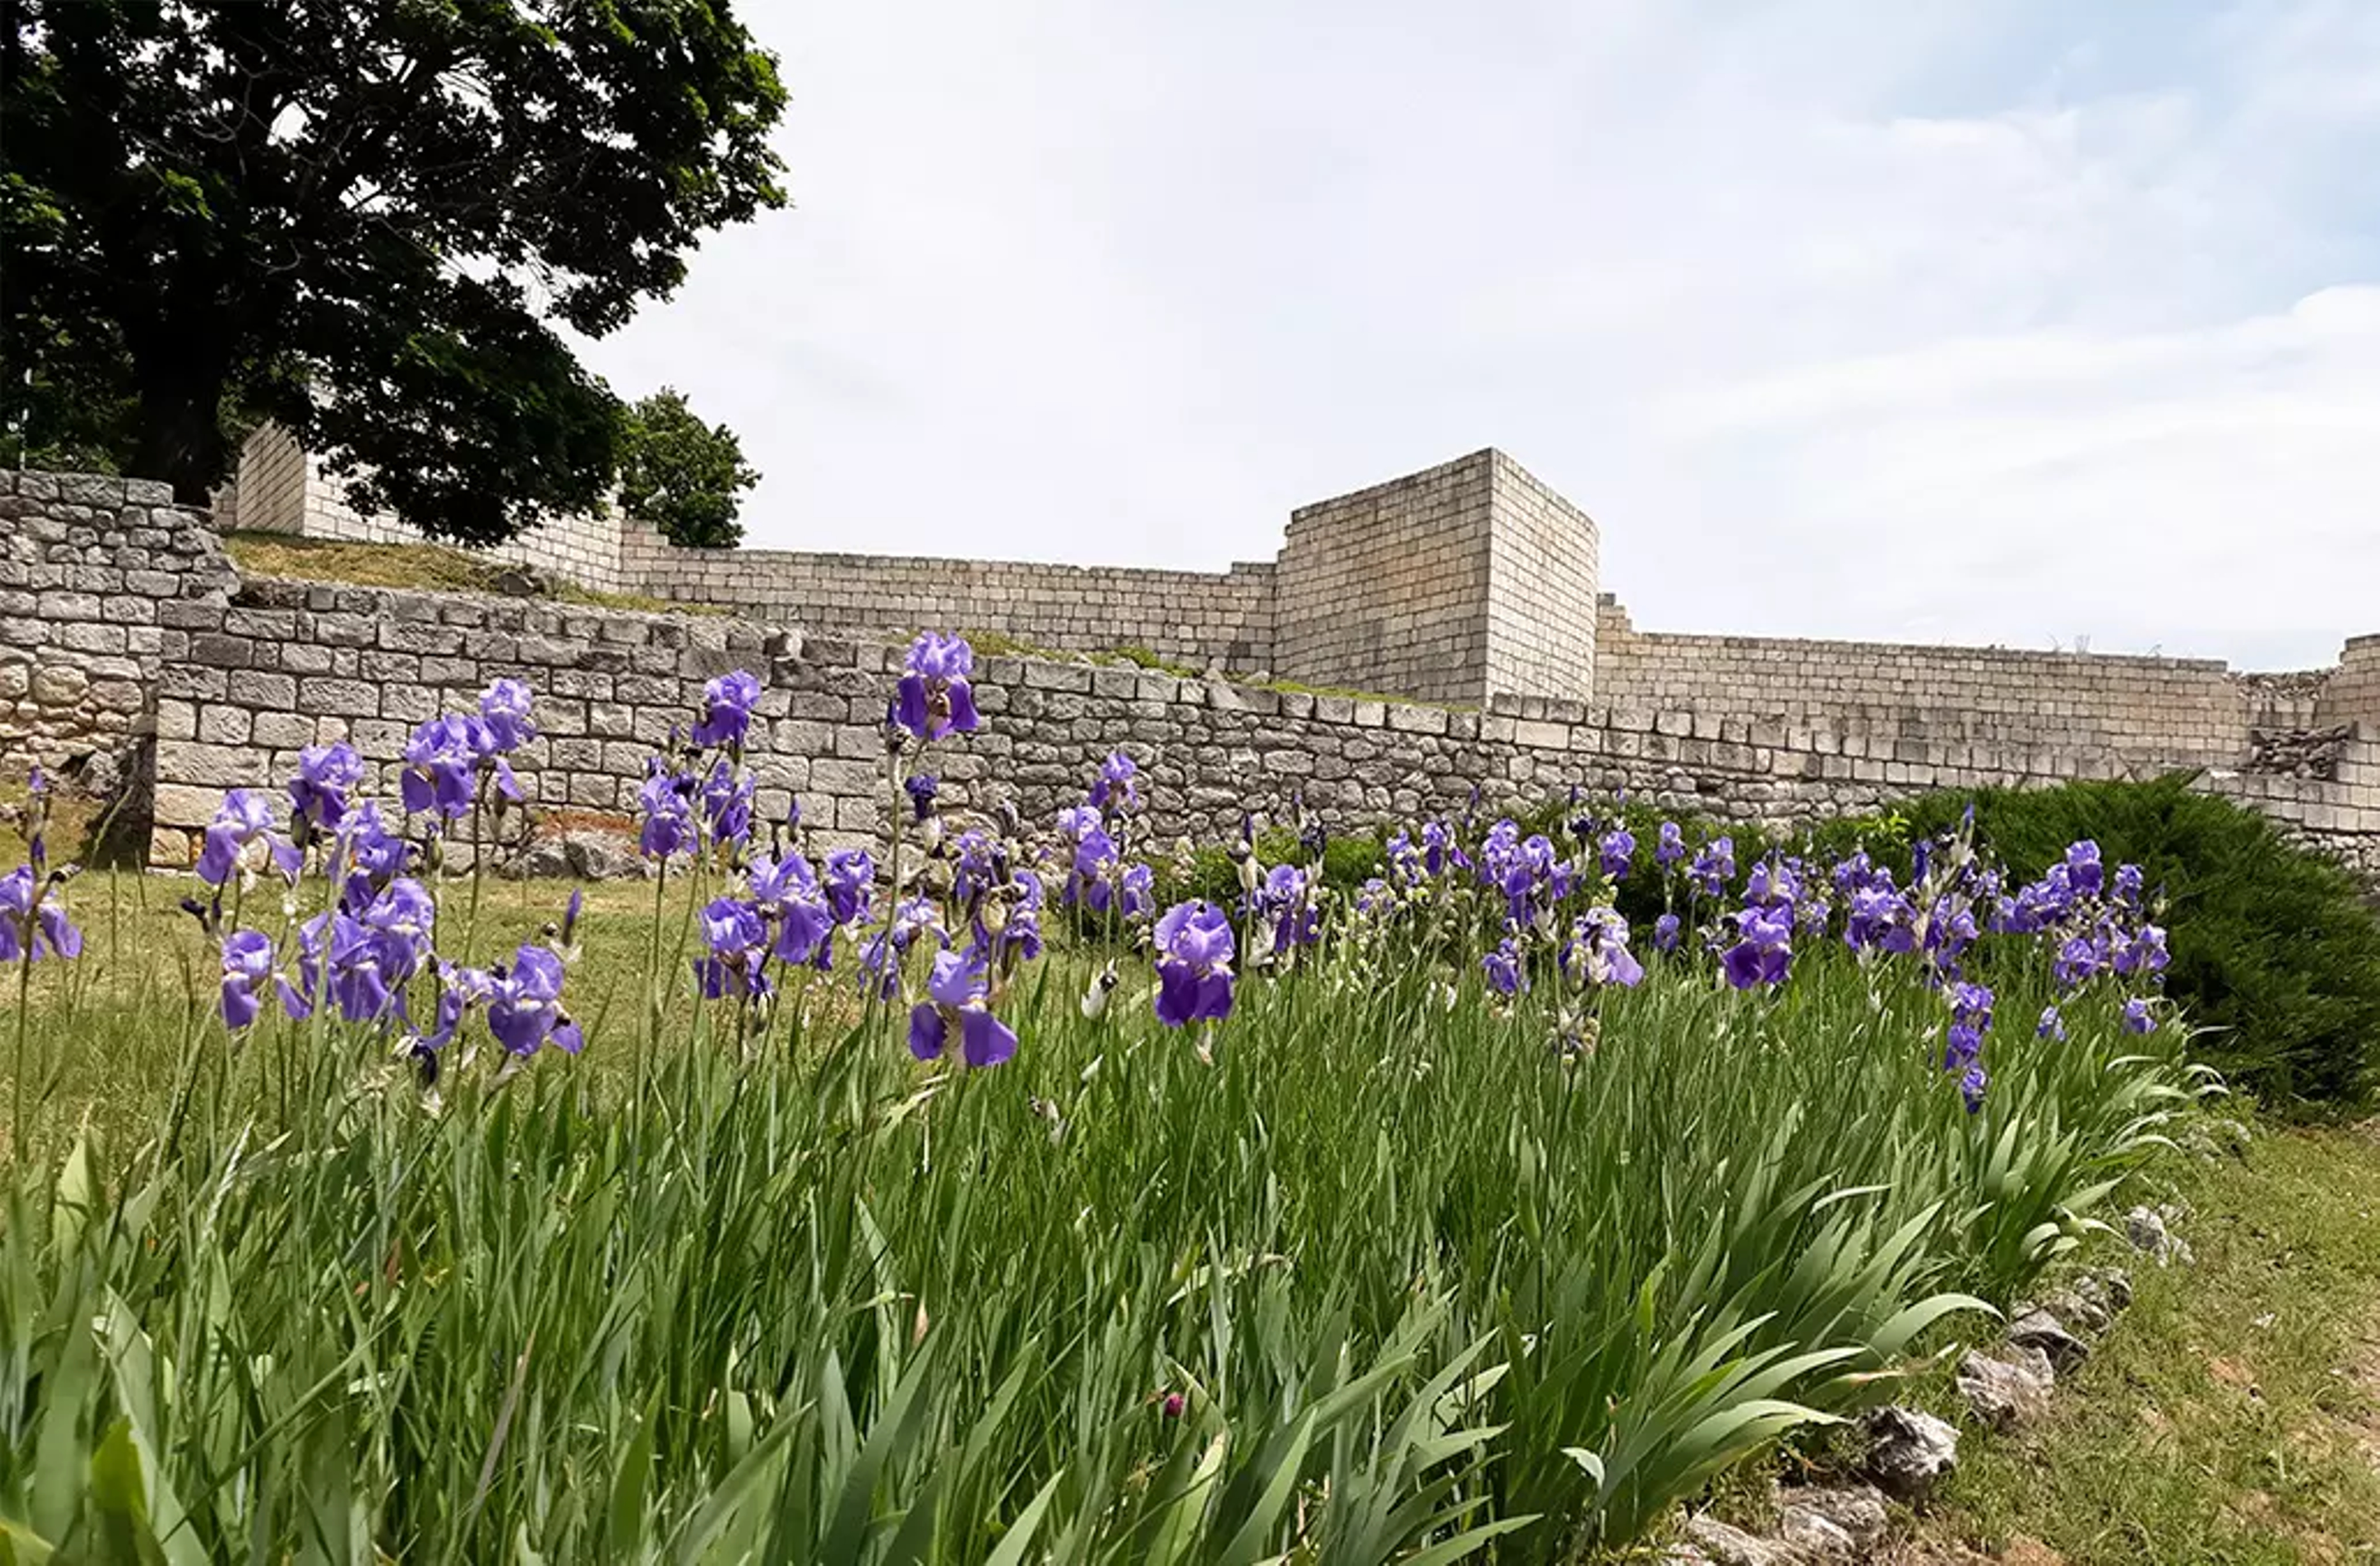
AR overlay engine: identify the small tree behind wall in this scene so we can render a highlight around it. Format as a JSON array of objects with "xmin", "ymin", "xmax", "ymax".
[{"xmin": 616, "ymin": 389, "xmax": 760, "ymax": 550}]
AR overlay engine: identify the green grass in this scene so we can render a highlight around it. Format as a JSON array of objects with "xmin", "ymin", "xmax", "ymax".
[
  {"xmin": 0, "ymin": 848, "xmax": 2192, "ymax": 1560},
  {"xmin": 222, "ymin": 529, "xmax": 727, "ymax": 617},
  {"xmin": 1907, "ymin": 1121, "xmax": 2380, "ymax": 1564}
]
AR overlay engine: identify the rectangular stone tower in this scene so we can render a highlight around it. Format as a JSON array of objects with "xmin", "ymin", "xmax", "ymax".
[{"xmin": 1272, "ymin": 448, "xmax": 1598, "ymax": 705}]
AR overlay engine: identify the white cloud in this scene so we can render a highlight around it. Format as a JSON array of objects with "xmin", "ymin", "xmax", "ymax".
[{"xmin": 580, "ymin": 0, "xmax": 2380, "ymax": 671}]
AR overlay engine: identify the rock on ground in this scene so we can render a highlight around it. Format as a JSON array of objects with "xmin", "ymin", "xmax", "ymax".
[
  {"xmin": 1865, "ymin": 1405, "xmax": 1960, "ymax": 1500},
  {"xmin": 2007, "ymin": 1308, "xmax": 2091, "ymax": 1373},
  {"xmin": 1956, "ymin": 1343, "xmax": 2056, "ymax": 1430}
]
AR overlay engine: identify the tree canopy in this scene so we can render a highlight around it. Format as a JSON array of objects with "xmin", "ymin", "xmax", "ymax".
[
  {"xmin": 617, "ymin": 387, "xmax": 758, "ymax": 549},
  {"xmin": 1, "ymin": 0, "xmax": 786, "ymax": 544}
]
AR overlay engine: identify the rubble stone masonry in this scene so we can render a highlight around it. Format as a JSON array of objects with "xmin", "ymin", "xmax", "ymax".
[{"xmin": 4, "ymin": 461, "xmax": 2377, "ymax": 882}]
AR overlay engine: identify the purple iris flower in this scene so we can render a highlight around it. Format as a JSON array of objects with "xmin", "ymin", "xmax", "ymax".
[
  {"xmin": 1068, "ymin": 825, "xmax": 1120, "ymax": 911},
  {"xmin": 1691, "ymin": 837, "xmax": 1736, "ymax": 898},
  {"xmin": 1421, "ymin": 820, "xmax": 1455, "ymax": 877},
  {"xmin": 0, "ymin": 866, "xmax": 82, "ymax": 962},
  {"xmin": 1483, "ymin": 937, "xmax": 1526, "ymax": 997},
  {"xmin": 1942, "ymin": 1022, "xmax": 1984, "ymax": 1072},
  {"xmin": 1153, "ymin": 900, "xmax": 1235, "ymax": 1027},
  {"xmin": 1056, "ymin": 803, "xmax": 1102, "ymax": 842},
  {"xmin": 2123, "ymin": 996, "xmax": 2156, "ymax": 1034},
  {"xmin": 1959, "ymin": 1063, "xmax": 1989, "ymax": 1114},
  {"xmin": 398, "ymin": 715, "xmax": 478, "ymax": 818},
  {"xmin": 894, "ymin": 633, "xmax": 979, "ymax": 743},
  {"xmin": 2065, "ymin": 840, "xmax": 2104, "ymax": 898},
  {"xmin": 478, "ymin": 678, "xmax": 536, "ymax": 751},
  {"xmin": 695, "ymin": 897, "xmax": 772, "ymax": 999},
  {"xmin": 2052, "ymin": 932, "xmax": 2104, "ymax": 990},
  {"xmin": 2037, "ymin": 1006, "xmax": 2066, "ymax": 1042},
  {"xmin": 1386, "ymin": 831, "xmax": 1422, "ymax": 886},
  {"xmin": 950, "ymin": 829, "xmax": 998, "ymax": 905},
  {"xmin": 700, "ymin": 758, "xmax": 754, "ymax": 849},
  {"xmin": 825, "ymin": 848, "xmax": 875, "ymax": 926},
  {"xmin": 907, "ymin": 945, "xmax": 1017, "ymax": 1067},
  {"xmin": 638, "ymin": 761, "xmax": 697, "ymax": 860},
  {"xmin": 1598, "ymin": 826, "xmax": 1636, "ymax": 880},
  {"xmin": 690, "ymin": 670, "xmax": 764, "ymax": 750},
  {"xmin": 219, "ymin": 929, "xmax": 278, "ymax": 1029},
  {"xmin": 1654, "ymin": 821, "xmax": 1686, "ymax": 870},
  {"xmin": 288, "ymin": 742, "xmax": 366, "ymax": 831},
  {"xmin": 1564, "ymin": 907, "xmax": 1644, "ymax": 988},
  {"xmin": 197, "ymin": 789, "xmax": 303, "ymax": 887},
  {"xmin": 749, "ymin": 852, "xmax": 834, "ymax": 968},
  {"xmin": 1089, "ymin": 751, "xmax": 1139, "ymax": 812},
  {"xmin": 487, "ymin": 945, "xmax": 584, "ymax": 1055},
  {"xmin": 1652, "ymin": 913, "xmax": 1681, "ymax": 953},
  {"xmin": 1720, "ymin": 905, "xmax": 1791, "ymax": 989},
  {"xmin": 1355, "ymin": 877, "xmax": 1393, "ymax": 919},
  {"xmin": 2113, "ymin": 923, "xmax": 2169, "ymax": 977},
  {"xmin": 337, "ymin": 802, "xmax": 409, "ymax": 903},
  {"xmin": 860, "ymin": 896, "xmax": 943, "ymax": 998},
  {"xmin": 2113, "ymin": 862, "xmax": 2145, "ymax": 908},
  {"xmin": 1119, "ymin": 862, "xmax": 1155, "ymax": 921},
  {"xmin": 1263, "ymin": 863, "xmax": 1318, "ymax": 953},
  {"xmin": 1844, "ymin": 884, "xmax": 1916, "ymax": 953},
  {"xmin": 905, "ymin": 774, "xmax": 939, "ymax": 821}
]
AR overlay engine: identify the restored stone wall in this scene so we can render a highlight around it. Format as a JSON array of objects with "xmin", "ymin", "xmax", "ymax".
[
  {"xmin": 2317, "ymin": 639, "xmax": 2380, "ymax": 728},
  {"xmin": 0, "ymin": 470, "xmax": 236, "ymax": 789},
  {"xmin": 1272, "ymin": 451, "xmax": 1499, "ymax": 703},
  {"xmin": 1483, "ymin": 451, "xmax": 1599, "ymax": 702},
  {"xmin": 226, "ymin": 424, "xmax": 631, "ymax": 593},
  {"xmin": 1593, "ymin": 599, "xmax": 2249, "ymax": 768},
  {"xmin": 619, "ymin": 517, "xmax": 1278, "ymax": 673}
]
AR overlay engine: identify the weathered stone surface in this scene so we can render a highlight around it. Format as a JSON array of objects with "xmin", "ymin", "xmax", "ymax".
[
  {"xmin": 2125, "ymin": 1206, "xmax": 2194, "ymax": 1266},
  {"xmin": 1957, "ymin": 1343, "xmax": 2056, "ymax": 1429},
  {"xmin": 1862, "ymin": 1405, "xmax": 1958, "ymax": 1500}
]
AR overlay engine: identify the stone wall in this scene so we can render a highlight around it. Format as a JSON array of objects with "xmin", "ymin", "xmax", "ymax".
[
  {"xmin": 1483, "ymin": 452, "xmax": 1599, "ymax": 702},
  {"xmin": 12, "ymin": 462, "xmax": 2380, "ymax": 888},
  {"xmin": 1271, "ymin": 451, "xmax": 1499, "ymax": 703},
  {"xmin": 620, "ymin": 517, "xmax": 1278, "ymax": 673},
  {"xmin": 0, "ymin": 470, "xmax": 236, "ymax": 794},
  {"xmin": 224, "ymin": 423, "xmax": 631, "ymax": 593},
  {"xmin": 1592, "ymin": 598, "xmax": 2249, "ymax": 768},
  {"xmin": 2317, "ymin": 639, "xmax": 2380, "ymax": 728}
]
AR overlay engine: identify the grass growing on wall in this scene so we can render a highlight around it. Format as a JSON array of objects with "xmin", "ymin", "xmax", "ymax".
[{"xmin": 221, "ymin": 531, "xmax": 725, "ymax": 616}]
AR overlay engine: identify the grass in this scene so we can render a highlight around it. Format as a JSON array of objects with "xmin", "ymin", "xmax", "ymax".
[
  {"xmin": 1901, "ymin": 1120, "xmax": 2380, "ymax": 1564},
  {"xmin": 221, "ymin": 529, "xmax": 727, "ymax": 617},
  {"xmin": 0, "ymin": 834, "xmax": 2192, "ymax": 1559}
]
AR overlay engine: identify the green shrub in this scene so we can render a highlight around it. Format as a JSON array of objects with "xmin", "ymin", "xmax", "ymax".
[{"xmin": 1891, "ymin": 775, "xmax": 2380, "ymax": 1113}]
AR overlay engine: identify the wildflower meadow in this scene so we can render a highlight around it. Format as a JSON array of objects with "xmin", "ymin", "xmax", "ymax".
[{"xmin": 0, "ymin": 632, "xmax": 2206, "ymax": 1561}]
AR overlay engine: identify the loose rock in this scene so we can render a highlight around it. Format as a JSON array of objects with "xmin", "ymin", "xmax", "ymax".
[
  {"xmin": 2008, "ymin": 1308, "xmax": 2090, "ymax": 1372},
  {"xmin": 1863, "ymin": 1405, "xmax": 1959, "ymax": 1500},
  {"xmin": 1775, "ymin": 1483, "xmax": 1889, "ymax": 1557},
  {"xmin": 2074, "ymin": 1266, "xmax": 2133, "ymax": 1316},
  {"xmin": 1680, "ymin": 1515, "xmax": 1793, "ymax": 1566},
  {"xmin": 2124, "ymin": 1205, "xmax": 2193, "ymax": 1266},
  {"xmin": 1956, "ymin": 1343, "xmax": 2056, "ymax": 1429}
]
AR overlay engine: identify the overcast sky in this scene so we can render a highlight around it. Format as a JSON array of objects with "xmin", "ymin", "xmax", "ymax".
[{"xmin": 580, "ymin": 0, "xmax": 2380, "ymax": 673}]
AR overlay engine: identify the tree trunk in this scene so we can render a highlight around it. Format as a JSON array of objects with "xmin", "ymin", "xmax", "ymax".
[{"xmin": 130, "ymin": 371, "xmax": 229, "ymax": 507}]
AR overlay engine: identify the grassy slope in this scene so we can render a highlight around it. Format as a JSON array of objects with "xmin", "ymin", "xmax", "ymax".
[
  {"xmin": 220, "ymin": 530, "xmax": 721, "ymax": 616},
  {"xmin": 1902, "ymin": 1123, "xmax": 2380, "ymax": 1565}
]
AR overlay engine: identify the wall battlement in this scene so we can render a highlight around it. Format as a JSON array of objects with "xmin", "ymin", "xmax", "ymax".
[{"xmin": 10, "ymin": 453, "xmax": 2378, "ymax": 880}]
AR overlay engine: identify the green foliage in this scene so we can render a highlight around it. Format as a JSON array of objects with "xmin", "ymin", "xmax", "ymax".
[
  {"xmin": 2, "ymin": 0, "xmax": 786, "ymax": 540},
  {"xmin": 0, "ymin": 874, "xmax": 2190, "ymax": 1559},
  {"xmin": 616, "ymin": 387, "xmax": 760, "ymax": 549},
  {"xmin": 1896, "ymin": 776, "xmax": 2380, "ymax": 1113}
]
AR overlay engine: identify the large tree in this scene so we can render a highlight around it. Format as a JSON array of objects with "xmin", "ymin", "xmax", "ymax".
[
  {"xmin": 1, "ymin": 0, "xmax": 785, "ymax": 544},
  {"xmin": 617, "ymin": 386, "xmax": 757, "ymax": 547}
]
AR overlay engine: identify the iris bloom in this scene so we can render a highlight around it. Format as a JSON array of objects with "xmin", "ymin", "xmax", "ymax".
[
  {"xmin": 1720, "ymin": 905, "xmax": 1791, "ymax": 989},
  {"xmin": 907, "ymin": 947, "xmax": 1016, "ymax": 1067},
  {"xmin": 1652, "ymin": 913, "xmax": 1681, "ymax": 953},
  {"xmin": 2065, "ymin": 839, "xmax": 2104, "ymax": 897},
  {"xmin": 218, "ymin": 929, "xmax": 281, "ymax": 1028},
  {"xmin": 1262, "ymin": 864, "xmax": 1318, "ymax": 953},
  {"xmin": 1959, "ymin": 1063, "xmax": 1989, "ymax": 1114},
  {"xmin": 1564, "ymin": 907, "xmax": 1644, "ymax": 988},
  {"xmin": 1483, "ymin": 937, "xmax": 1526, "ymax": 996},
  {"xmin": 690, "ymin": 670, "xmax": 763, "ymax": 750},
  {"xmin": 701, "ymin": 758, "xmax": 754, "ymax": 849},
  {"xmin": 894, "ymin": 633, "xmax": 979, "ymax": 742},
  {"xmin": 487, "ymin": 946, "xmax": 586, "ymax": 1055},
  {"xmin": 638, "ymin": 761, "xmax": 697, "ymax": 860},
  {"xmin": 478, "ymin": 678, "xmax": 537, "ymax": 751},
  {"xmin": 288, "ymin": 741, "xmax": 366, "ymax": 831},
  {"xmin": 2123, "ymin": 997, "xmax": 2156, "ymax": 1034},
  {"xmin": 1597, "ymin": 826, "xmax": 1636, "ymax": 880},
  {"xmin": 824, "ymin": 847, "xmax": 875, "ymax": 925},
  {"xmin": 2037, "ymin": 1006, "xmax": 2066, "ymax": 1042},
  {"xmin": 1690, "ymin": 837, "xmax": 1736, "ymax": 898},
  {"xmin": 399, "ymin": 714, "xmax": 480, "ymax": 818},
  {"xmin": 749, "ymin": 852, "xmax": 834, "ymax": 968},
  {"xmin": 196, "ymin": 789, "xmax": 302, "ymax": 887},
  {"xmin": 1153, "ymin": 900, "xmax": 1235, "ymax": 1027},
  {"xmin": 695, "ymin": 897, "xmax": 772, "ymax": 999},
  {"xmin": 1654, "ymin": 821, "xmax": 1686, "ymax": 870},
  {"xmin": 0, "ymin": 865, "xmax": 81, "ymax": 962},
  {"xmin": 1090, "ymin": 751, "xmax": 1139, "ymax": 812}
]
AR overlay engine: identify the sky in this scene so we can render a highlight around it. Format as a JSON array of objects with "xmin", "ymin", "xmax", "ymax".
[{"xmin": 579, "ymin": 0, "xmax": 2380, "ymax": 673}]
